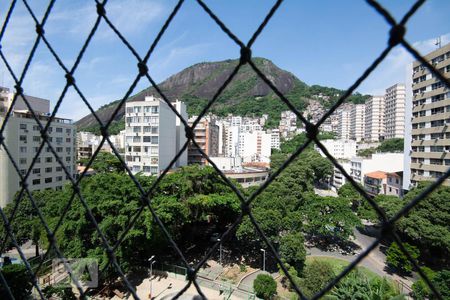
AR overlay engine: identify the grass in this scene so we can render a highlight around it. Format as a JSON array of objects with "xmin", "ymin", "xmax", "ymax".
[{"xmin": 306, "ymin": 256, "xmax": 386, "ymax": 282}]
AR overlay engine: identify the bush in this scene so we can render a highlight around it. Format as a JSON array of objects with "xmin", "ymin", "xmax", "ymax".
[
  {"xmin": 253, "ymin": 274, "xmax": 277, "ymax": 299},
  {"xmin": 298, "ymin": 260, "xmax": 335, "ymax": 298},
  {"xmin": 0, "ymin": 264, "xmax": 33, "ymax": 299},
  {"xmin": 412, "ymin": 269, "xmax": 450, "ymax": 300},
  {"xmin": 386, "ymin": 242, "xmax": 420, "ymax": 274}
]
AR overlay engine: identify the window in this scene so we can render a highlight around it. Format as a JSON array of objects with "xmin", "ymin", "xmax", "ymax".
[
  {"xmin": 432, "ymin": 82, "xmax": 443, "ymax": 90},
  {"xmin": 32, "ymin": 179, "xmax": 40, "ymax": 185},
  {"xmin": 150, "ymin": 116, "xmax": 158, "ymax": 124},
  {"xmin": 133, "ymin": 126, "xmax": 141, "ymax": 133},
  {"xmin": 143, "ymin": 166, "xmax": 151, "ymax": 172},
  {"xmin": 45, "ymin": 167, "xmax": 52, "ymax": 173},
  {"xmin": 46, "ymin": 157, "xmax": 53, "ymax": 163},
  {"xmin": 132, "ymin": 166, "xmax": 141, "ymax": 172},
  {"xmin": 126, "ymin": 107, "xmax": 133, "ymax": 113},
  {"xmin": 33, "ymin": 125, "xmax": 40, "ymax": 131},
  {"xmin": 132, "ymin": 116, "xmax": 141, "ymax": 123},
  {"xmin": 56, "ymin": 137, "xmax": 63, "ymax": 143},
  {"xmin": 66, "ymin": 156, "xmax": 71, "ymax": 162},
  {"xmin": 151, "ymin": 127, "xmax": 158, "ymax": 134},
  {"xmin": 66, "ymin": 147, "xmax": 71, "ymax": 154},
  {"xmin": 432, "ymin": 93, "xmax": 445, "ymax": 102},
  {"xmin": 143, "ymin": 136, "xmax": 151, "ymax": 143},
  {"xmin": 45, "ymin": 177, "xmax": 52, "ymax": 183},
  {"xmin": 20, "ymin": 158, "xmax": 27, "ymax": 164},
  {"xmin": 126, "ymin": 117, "xmax": 132, "ymax": 123},
  {"xmin": 56, "ymin": 166, "xmax": 62, "ymax": 172},
  {"xmin": 66, "ymin": 128, "xmax": 71, "ymax": 134},
  {"xmin": 151, "ymin": 136, "xmax": 158, "ymax": 144},
  {"xmin": 151, "ymin": 106, "xmax": 158, "ymax": 114},
  {"xmin": 20, "ymin": 146, "xmax": 27, "ymax": 153},
  {"xmin": 36, "ymin": 157, "xmax": 41, "ymax": 163},
  {"xmin": 431, "ymin": 120, "xmax": 445, "ymax": 127},
  {"xmin": 32, "ymin": 168, "xmax": 40, "ymax": 174},
  {"xmin": 143, "ymin": 126, "xmax": 152, "ymax": 133},
  {"xmin": 56, "ymin": 127, "xmax": 63, "ymax": 133},
  {"xmin": 431, "ymin": 107, "xmax": 445, "ymax": 114},
  {"xmin": 20, "ymin": 124, "xmax": 27, "ymax": 130},
  {"xmin": 19, "ymin": 135, "xmax": 27, "ymax": 142},
  {"xmin": 133, "ymin": 106, "xmax": 141, "ymax": 113},
  {"xmin": 133, "ymin": 136, "xmax": 141, "ymax": 142},
  {"xmin": 20, "ymin": 169, "xmax": 26, "ymax": 175},
  {"xmin": 56, "ymin": 147, "xmax": 63, "ymax": 152},
  {"xmin": 66, "ymin": 138, "xmax": 71, "ymax": 143},
  {"xmin": 56, "ymin": 176, "xmax": 63, "ymax": 182},
  {"xmin": 150, "ymin": 167, "xmax": 158, "ymax": 174},
  {"xmin": 431, "ymin": 133, "xmax": 444, "ymax": 139}
]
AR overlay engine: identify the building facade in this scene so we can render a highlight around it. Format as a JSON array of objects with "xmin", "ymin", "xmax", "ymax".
[
  {"xmin": 404, "ymin": 43, "xmax": 450, "ymax": 188},
  {"xmin": 316, "ymin": 139, "xmax": 357, "ymax": 160},
  {"xmin": 0, "ymin": 89, "xmax": 76, "ymax": 207},
  {"xmin": 187, "ymin": 116, "xmax": 219, "ymax": 165},
  {"xmin": 337, "ymin": 107, "xmax": 352, "ymax": 140},
  {"xmin": 365, "ymin": 96, "xmax": 385, "ymax": 142},
  {"xmin": 350, "ymin": 153, "xmax": 404, "ymax": 184},
  {"xmin": 384, "ymin": 84, "xmax": 406, "ymax": 139},
  {"xmin": 124, "ymin": 96, "xmax": 186, "ymax": 176},
  {"xmin": 350, "ymin": 104, "xmax": 365, "ymax": 141}
]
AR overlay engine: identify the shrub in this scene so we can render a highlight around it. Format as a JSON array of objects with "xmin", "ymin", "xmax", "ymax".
[
  {"xmin": 386, "ymin": 242, "xmax": 420, "ymax": 274},
  {"xmin": 253, "ymin": 274, "xmax": 277, "ymax": 299}
]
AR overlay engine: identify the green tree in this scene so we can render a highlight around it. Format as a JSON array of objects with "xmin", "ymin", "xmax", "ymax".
[
  {"xmin": 299, "ymin": 260, "xmax": 335, "ymax": 298},
  {"xmin": 0, "ymin": 264, "xmax": 33, "ymax": 299},
  {"xmin": 79, "ymin": 151, "xmax": 124, "ymax": 172},
  {"xmin": 279, "ymin": 232, "xmax": 307, "ymax": 273},
  {"xmin": 253, "ymin": 273, "xmax": 277, "ymax": 299},
  {"xmin": 386, "ymin": 242, "xmax": 420, "ymax": 275},
  {"xmin": 411, "ymin": 267, "xmax": 436, "ymax": 300},
  {"xmin": 412, "ymin": 269, "xmax": 450, "ymax": 300},
  {"xmin": 377, "ymin": 138, "xmax": 404, "ymax": 152}
]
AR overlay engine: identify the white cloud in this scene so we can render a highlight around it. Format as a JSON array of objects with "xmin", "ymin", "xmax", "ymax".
[{"xmin": 359, "ymin": 33, "xmax": 450, "ymax": 95}]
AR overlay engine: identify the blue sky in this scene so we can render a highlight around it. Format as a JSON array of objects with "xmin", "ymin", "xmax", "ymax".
[{"xmin": 0, "ymin": 0, "xmax": 449, "ymax": 120}]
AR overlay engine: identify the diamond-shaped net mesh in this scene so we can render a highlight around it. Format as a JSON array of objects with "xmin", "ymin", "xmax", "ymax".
[{"xmin": 0, "ymin": 0, "xmax": 449, "ymax": 299}]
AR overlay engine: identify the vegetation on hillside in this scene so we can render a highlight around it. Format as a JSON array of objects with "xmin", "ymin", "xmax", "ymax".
[{"xmin": 358, "ymin": 138, "xmax": 404, "ymax": 157}]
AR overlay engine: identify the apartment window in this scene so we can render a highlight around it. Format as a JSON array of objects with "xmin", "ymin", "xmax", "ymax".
[
  {"xmin": 133, "ymin": 106, "xmax": 141, "ymax": 113},
  {"xmin": 133, "ymin": 126, "xmax": 141, "ymax": 133},
  {"xmin": 66, "ymin": 138, "xmax": 71, "ymax": 143},
  {"xmin": 20, "ymin": 124, "xmax": 27, "ymax": 130},
  {"xmin": 412, "ymin": 146, "xmax": 425, "ymax": 152},
  {"xmin": 20, "ymin": 146, "xmax": 27, "ymax": 153},
  {"xmin": 19, "ymin": 135, "xmax": 27, "ymax": 142},
  {"xmin": 20, "ymin": 158, "xmax": 27, "ymax": 164},
  {"xmin": 430, "ymin": 158, "xmax": 443, "ymax": 165},
  {"xmin": 150, "ymin": 147, "xmax": 158, "ymax": 154},
  {"xmin": 56, "ymin": 166, "xmax": 62, "ymax": 172},
  {"xmin": 151, "ymin": 136, "xmax": 158, "ymax": 145},
  {"xmin": 126, "ymin": 107, "xmax": 134, "ymax": 113},
  {"xmin": 432, "ymin": 82, "xmax": 444, "ymax": 90},
  {"xmin": 36, "ymin": 157, "xmax": 41, "ymax": 163},
  {"xmin": 46, "ymin": 147, "xmax": 51, "ymax": 153},
  {"xmin": 431, "ymin": 120, "xmax": 445, "ymax": 127},
  {"xmin": 66, "ymin": 156, "xmax": 71, "ymax": 162},
  {"xmin": 445, "ymin": 159, "xmax": 450, "ymax": 166},
  {"xmin": 431, "ymin": 107, "xmax": 445, "ymax": 115},
  {"xmin": 45, "ymin": 177, "xmax": 52, "ymax": 183},
  {"xmin": 150, "ymin": 116, "xmax": 158, "ymax": 124},
  {"xmin": 430, "ymin": 146, "xmax": 444, "ymax": 152},
  {"xmin": 132, "ymin": 165, "xmax": 141, "ymax": 172},
  {"xmin": 48, "ymin": 127, "xmax": 53, "ymax": 133},
  {"xmin": 132, "ymin": 146, "xmax": 141, "ymax": 152},
  {"xmin": 33, "ymin": 125, "xmax": 40, "ymax": 131},
  {"xmin": 132, "ymin": 136, "xmax": 141, "ymax": 142},
  {"xmin": 143, "ymin": 166, "xmax": 151, "ymax": 172},
  {"xmin": 46, "ymin": 157, "xmax": 53, "ymax": 163},
  {"xmin": 143, "ymin": 136, "xmax": 151, "ymax": 143},
  {"xmin": 44, "ymin": 167, "xmax": 52, "ymax": 173},
  {"xmin": 56, "ymin": 137, "xmax": 63, "ymax": 143},
  {"xmin": 56, "ymin": 176, "xmax": 63, "ymax": 182},
  {"xmin": 150, "ymin": 167, "xmax": 158, "ymax": 174},
  {"xmin": 32, "ymin": 168, "xmax": 40, "ymax": 174},
  {"xmin": 126, "ymin": 117, "xmax": 132, "ymax": 123},
  {"xmin": 143, "ymin": 126, "xmax": 151, "ymax": 133},
  {"xmin": 432, "ymin": 93, "xmax": 445, "ymax": 102},
  {"xmin": 151, "ymin": 106, "xmax": 158, "ymax": 114},
  {"xmin": 66, "ymin": 147, "xmax": 71, "ymax": 154},
  {"xmin": 431, "ymin": 133, "xmax": 444, "ymax": 139},
  {"xmin": 32, "ymin": 179, "xmax": 40, "ymax": 185},
  {"xmin": 132, "ymin": 116, "xmax": 141, "ymax": 123},
  {"xmin": 66, "ymin": 128, "xmax": 71, "ymax": 134},
  {"xmin": 152, "ymin": 127, "xmax": 158, "ymax": 134},
  {"xmin": 143, "ymin": 116, "xmax": 151, "ymax": 123},
  {"xmin": 56, "ymin": 147, "xmax": 63, "ymax": 153},
  {"xmin": 56, "ymin": 127, "xmax": 63, "ymax": 133}
]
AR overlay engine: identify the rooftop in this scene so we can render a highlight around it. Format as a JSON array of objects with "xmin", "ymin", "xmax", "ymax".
[{"xmin": 365, "ymin": 171, "xmax": 387, "ymax": 179}]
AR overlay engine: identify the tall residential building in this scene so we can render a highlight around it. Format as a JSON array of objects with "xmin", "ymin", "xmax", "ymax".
[
  {"xmin": 270, "ymin": 129, "xmax": 281, "ymax": 150},
  {"xmin": 404, "ymin": 43, "xmax": 450, "ymax": 188},
  {"xmin": 364, "ymin": 96, "xmax": 385, "ymax": 142},
  {"xmin": 0, "ymin": 88, "xmax": 76, "ymax": 208},
  {"xmin": 238, "ymin": 130, "xmax": 272, "ymax": 163},
  {"xmin": 350, "ymin": 153, "xmax": 403, "ymax": 185},
  {"xmin": 187, "ymin": 116, "xmax": 219, "ymax": 165},
  {"xmin": 172, "ymin": 100, "xmax": 188, "ymax": 167},
  {"xmin": 384, "ymin": 84, "xmax": 406, "ymax": 139},
  {"xmin": 124, "ymin": 96, "xmax": 186, "ymax": 176},
  {"xmin": 316, "ymin": 139, "xmax": 357, "ymax": 159},
  {"xmin": 350, "ymin": 104, "xmax": 365, "ymax": 141},
  {"xmin": 337, "ymin": 107, "xmax": 352, "ymax": 140}
]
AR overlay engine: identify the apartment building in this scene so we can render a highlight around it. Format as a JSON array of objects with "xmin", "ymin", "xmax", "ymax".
[
  {"xmin": 384, "ymin": 84, "xmax": 406, "ymax": 139},
  {"xmin": 316, "ymin": 139, "xmax": 357, "ymax": 159},
  {"xmin": 365, "ymin": 96, "xmax": 385, "ymax": 142},
  {"xmin": 363, "ymin": 171, "xmax": 403, "ymax": 197},
  {"xmin": 124, "ymin": 96, "xmax": 186, "ymax": 176},
  {"xmin": 404, "ymin": 43, "xmax": 450, "ymax": 188},
  {"xmin": 187, "ymin": 116, "xmax": 219, "ymax": 165},
  {"xmin": 337, "ymin": 107, "xmax": 352, "ymax": 140},
  {"xmin": 0, "ymin": 88, "xmax": 76, "ymax": 207},
  {"xmin": 350, "ymin": 104, "xmax": 365, "ymax": 141},
  {"xmin": 350, "ymin": 153, "xmax": 403, "ymax": 185},
  {"xmin": 270, "ymin": 129, "xmax": 281, "ymax": 150},
  {"xmin": 238, "ymin": 130, "xmax": 272, "ymax": 163}
]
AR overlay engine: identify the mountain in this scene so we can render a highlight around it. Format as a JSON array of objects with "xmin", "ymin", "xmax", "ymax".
[{"xmin": 75, "ymin": 57, "xmax": 369, "ymax": 134}]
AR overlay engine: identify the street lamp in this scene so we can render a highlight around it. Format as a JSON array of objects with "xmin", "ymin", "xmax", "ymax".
[
  {"xmin": 148, "ymin": 256, "xmax": 156, "ymax": 299},
  {"xmin": 260, "ymin": 249, "xmax": 266, "ymax": 272},
  {"xmin": 217, "ymin": 239, "xmax": 222, "ymax": 266}
]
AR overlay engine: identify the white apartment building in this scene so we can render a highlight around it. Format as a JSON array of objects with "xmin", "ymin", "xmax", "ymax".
[
  {"xmin": 0, "ymin": 89, "xmax": 76, "ymax": 208},
  {"xmin": 337, "ymin": 108, "xmax": 352, "ymax": 140},
  {"xmin": 350, "ymin": 152, "xmax": 404, "ymax": 184},
  {"xmin": 384, "ymin": 84, "xmax": 405, "ymax": 139},
  {"xmin": 270, "ymin": 129, "xmax": 281, "ymax": 150},
  {"xmin": 238, "ymin": 130, "xmax": 272, "ymax": 163},
  {"xmin": 350, "ymin": 104, "xmax": 365, "ymax": 141},
  {"xmin": 331, "ymin": 160, "xmax": 351, "ymax": 190},
  {"xmin": 365, "ymin": 96, "xmax": 385, "ymax": 142},
  {"xmin": 124, "ymin": 96, "xmax": 186, "ymax": 176},
  {"xmin": 316, "ymin": 139, "xmax": 357, "ymax": 159}
]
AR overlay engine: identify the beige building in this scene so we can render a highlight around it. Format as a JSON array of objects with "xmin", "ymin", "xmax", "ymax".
[
  {"xmin": 0, "ymin": 88, "xmax": 76, "ymax": 208},
  {"xmin": 337, "ymin": 107, "xmax": 352, "ymax": 140},
  {"xmin": 350, "ymin": 104, "xmax": 365, "ymax": 141},
  {"xmin": 365, "ymin": 96, "xmax": 385, "ymax": 142},
  {"xmin": 363, "ymin": 171, "xmax": 403, "ymax": 197},
  {"xmin": 188, "ymin": 116, "xmax": 219, "ymax": 165},
  {"xmin": 404, "ymin": 43, "xmax": 450, "ymax": 187},
  {"xmin": 385, "ymin": 84, "xmax": 406, "ymax": 139}
]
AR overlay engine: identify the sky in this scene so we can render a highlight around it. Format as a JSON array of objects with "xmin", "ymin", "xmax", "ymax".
[{"xmin": 0, "ymin": 0, "xmax": 449, "ymax": 121}]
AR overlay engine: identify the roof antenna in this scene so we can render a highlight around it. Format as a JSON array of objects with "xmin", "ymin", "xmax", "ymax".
[{"xmin": 435, "ymin": 36, "xmax": 441, "ymax": 49}]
